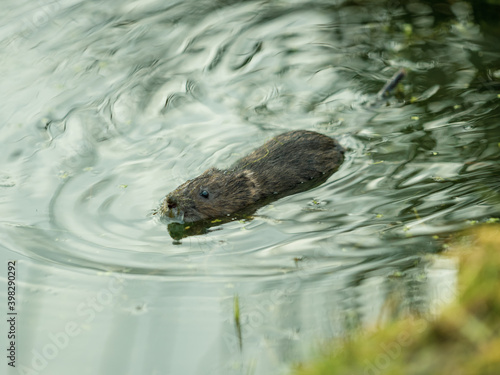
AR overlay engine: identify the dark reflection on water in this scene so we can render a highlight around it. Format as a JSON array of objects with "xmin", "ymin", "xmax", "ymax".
[{"xmin": 0, "ymin": 0, "xmax": 499, "ymax": 374}]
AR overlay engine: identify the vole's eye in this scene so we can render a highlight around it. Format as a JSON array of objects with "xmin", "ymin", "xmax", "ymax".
[{"xmin": 199, "ymin": 190, "xmax": 209, "ymax": 199}]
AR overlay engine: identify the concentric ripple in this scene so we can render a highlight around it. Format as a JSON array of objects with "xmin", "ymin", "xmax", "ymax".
[{"xmin": 2, "ymin": 0, "xmax": 499, "ymax": 279}]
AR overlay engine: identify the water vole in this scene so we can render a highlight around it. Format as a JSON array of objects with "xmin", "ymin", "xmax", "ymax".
[{"xmin": 160, "ymin": 130, "xmax": 344, "ymax": 223}]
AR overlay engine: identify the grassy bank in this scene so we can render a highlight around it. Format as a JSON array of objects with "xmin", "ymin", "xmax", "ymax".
[{"xmin": 294, "ymin": 226, "xmax": 500, "ymax": 375}]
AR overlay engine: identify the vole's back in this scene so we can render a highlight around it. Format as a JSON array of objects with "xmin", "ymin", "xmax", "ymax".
[{"xmin": 233, "ymin": 130, "xmax": 344, "ymax": 196}]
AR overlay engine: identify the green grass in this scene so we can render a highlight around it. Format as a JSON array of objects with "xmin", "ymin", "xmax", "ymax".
[{"xmin": 294, "ymin": 226, "xmax": 500, "ymax": 375}]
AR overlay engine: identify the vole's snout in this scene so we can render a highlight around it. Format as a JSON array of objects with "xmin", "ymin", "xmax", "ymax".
[
  {"xmin": 161, "ymin": 195, "xmax": 186, "ymax": 222},
  {"xmin": 166, "ymin": 197, "xmax": 177, "ymax": 210}
]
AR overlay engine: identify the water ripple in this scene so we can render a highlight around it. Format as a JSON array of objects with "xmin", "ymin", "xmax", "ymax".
[{"xmin": 2, "ymin": 0, "xmax": 499, "ymax": 279}]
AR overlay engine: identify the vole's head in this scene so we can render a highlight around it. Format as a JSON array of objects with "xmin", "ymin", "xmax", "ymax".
[{"xmin": 160, "ymin": 168, "xmax": 261, "ymax": 223}]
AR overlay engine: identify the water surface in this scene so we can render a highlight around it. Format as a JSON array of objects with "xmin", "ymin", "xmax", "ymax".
[{"xmin": 1, "ymin": 1, "xmax": 499, "ymax": 374}]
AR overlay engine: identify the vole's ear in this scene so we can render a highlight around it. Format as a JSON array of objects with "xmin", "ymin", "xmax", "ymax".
[{"xmin": 200, "ymin": 167, "xmax": 221, "ymax": 177}]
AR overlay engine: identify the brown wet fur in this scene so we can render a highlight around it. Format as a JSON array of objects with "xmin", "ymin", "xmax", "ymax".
[{"xmin": 160, "ymin": 130, "xmax": 344, "ymax": 223}]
